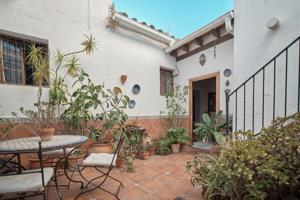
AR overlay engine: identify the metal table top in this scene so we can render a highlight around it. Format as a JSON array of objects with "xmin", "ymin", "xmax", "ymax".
[{"xmin": 0, "ymin": 135, "xmax": 88, "ymax": 154}]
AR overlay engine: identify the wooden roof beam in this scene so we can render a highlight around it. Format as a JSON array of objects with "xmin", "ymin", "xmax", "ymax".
[
  {"xmin": 211, "ymin": 28, "xmax": 220, "ymax": 38},
  {"xmin": 170, "ymin": 50, "xmax": 178, "ymax": 57},
  {"xmin": 195, "ymin": 37, "xmax": 203, "ymax": 46},
  {"xmin": 181, "ymin": 44, "xmax": 189, "ymax": 53}
]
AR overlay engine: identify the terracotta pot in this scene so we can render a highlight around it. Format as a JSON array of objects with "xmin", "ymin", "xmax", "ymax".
[
  {"xmin": 180, "ymin": 144, "xmax": 186, "ymax": 151},
  {"xmin": 88, "ymin": 143, "xmax": 113, "ymax": 154},
  {"xmin": 67, "ymin": 153, "xmax": 86, "ymax": 167},
  {"xmin": 171, "ymin": 143, "xmax": 181, "ymax": 154},
  {"xmin": 149, "ymin": 148, "xmax": 155, "ymax": 156},
  {"xmin": 142, "ymin": 151, "xmax": 150, "ymax": 160},
  {"xmin": 29, "ymin": 157, "xmax": 52, "ymax": 169},
  {"xmin": 39, "ymin": 128, "xmax": 55, "ymax": 141},
  {"xmin": 116, "ymin": 158, "xmax": 124, "ymax": 168}
]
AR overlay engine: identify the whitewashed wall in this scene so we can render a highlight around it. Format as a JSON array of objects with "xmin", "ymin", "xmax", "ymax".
[
  {"xmin": 233, "ymin": 0, "xmax": 300, "ymax": 131},
  {"xmin": 175, "ymin": 39, "xmax": 234, "ymax": 114},
  {"xmin": 0, "ymin": 0, "xmax": 175, "ymax": 117}
]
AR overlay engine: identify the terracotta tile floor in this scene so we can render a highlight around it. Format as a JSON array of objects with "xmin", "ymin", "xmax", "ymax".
[{"xmin": 46, "ymin": 148, "xmax": 203, "ymax": 200}]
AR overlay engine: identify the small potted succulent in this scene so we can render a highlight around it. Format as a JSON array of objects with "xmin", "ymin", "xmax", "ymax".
[{"xmin": 166, "ymin": 127, "xmax": 190, "ymax": 154}]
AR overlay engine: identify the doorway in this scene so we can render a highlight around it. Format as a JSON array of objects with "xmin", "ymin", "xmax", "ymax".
[{"xmin": 189, "ymin": 72, "xmax": 220, "ymax": 143}]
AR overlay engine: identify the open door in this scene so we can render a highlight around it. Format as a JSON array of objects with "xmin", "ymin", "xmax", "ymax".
[{"xmin": 189, "ymin": 72, "xmax": 220, "ymax": 145}]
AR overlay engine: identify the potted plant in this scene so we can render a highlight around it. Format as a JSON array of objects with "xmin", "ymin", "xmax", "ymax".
[
  {"xmin": 20, "ymin": 44, "xmax": 56, "ymax": 141},
  {"xmin": 88, "ymin": 126, "xmax": 113, "ymax": 154},
  {"xmin": 148, "ymin": 143, "xmax": 155, "ymax": 156},
  {"xmin": 142, "ymin": 145, "xmax": 150, "ymax": 160},
  {"xmin": 193, "ymin": 111, "xmax": 226, "ymax": 147},
  {"xmin": 154, "ymin": 138, "xmax": 171, "ymax": 155},
  {"xmin": 166, "ymin": 127, "xmax": 190, "ymax": 154},
  {"xmin": 19, "ymin": 103, "xmax": 56, "ymax": 141}
]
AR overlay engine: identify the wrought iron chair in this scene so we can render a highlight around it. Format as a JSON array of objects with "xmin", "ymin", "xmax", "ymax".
[
  {"xmin": 40, "ymin": 129, "xmax": 81, "ymax": 190},
  {"xmin": 74, "ymin": 131, "xmax": 126, "ymax": 200},
  {"xmin": 0, "ymin": 142, "xmax": 53, "ymax": 200}
]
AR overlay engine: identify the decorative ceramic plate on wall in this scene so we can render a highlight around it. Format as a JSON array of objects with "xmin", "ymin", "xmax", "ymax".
[
  {"xmin": 129, "ymin": 100, "xmax": 136, "ymax": 108},
  {"xmin": 132, "ymin": 84, "xmax": 140, "ymax": 94},
  {"xmin": 223, "ymin": 68, "xmax": 232, "ymax": 77}
]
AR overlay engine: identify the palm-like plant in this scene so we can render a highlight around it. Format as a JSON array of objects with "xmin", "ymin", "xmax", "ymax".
[{"xmin": 193, "ymin": 111, "xmax": 226, "ymax": 145}]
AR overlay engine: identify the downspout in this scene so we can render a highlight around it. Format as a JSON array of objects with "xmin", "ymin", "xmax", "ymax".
[
  {"xmin": 111, "ymin": 13, "xmax": 175, "ymax": 46},
  {"xmin": 225, "ymin": 11, "xmax": 234, "ymax": 35}
]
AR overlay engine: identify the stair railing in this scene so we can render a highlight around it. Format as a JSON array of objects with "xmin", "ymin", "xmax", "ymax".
[{"xmin": 226, "ymin": 36, "xmax": 300, "ymax": 135}]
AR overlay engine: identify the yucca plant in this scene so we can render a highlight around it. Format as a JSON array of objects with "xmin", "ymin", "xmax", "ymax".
[{"xmin": 193, "ymin": 111, "xmax": 226, "ymax": 145}]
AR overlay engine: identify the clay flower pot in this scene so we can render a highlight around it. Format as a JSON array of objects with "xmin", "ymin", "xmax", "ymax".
[
  {"xmin": 39, "ymin": 128, "xmax": 55, "ymax": 141},
  {"xmin": 67, "ymin": 153, "xmax": 86, "ymax": 167},
  {"xmin": 29, "ymin": 157, "xmax": 52, "ymax": 169},
  {"xmin": 116, "ymin": 158, "xmax": 124, "ymax": 168},
  {"xmin": 142, "ymin": 151, "xmax": 150, "ymax": 160},
  {"xmin": 149, "ymin": 148, "xmax": 155, "ymax": 156},
  {"xmin": 171, "ymin": 143, "xmax": 181, "ymax": 154},
  {"xmin": 88, "ymin": 142, "xmax": 113, "ymax": 154}
]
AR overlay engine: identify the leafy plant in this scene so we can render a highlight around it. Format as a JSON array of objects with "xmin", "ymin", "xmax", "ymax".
[
  {"xmin": 16, "ymin": 35, "xmax": 97, "ymax": 129},
  {"xmin": 187, "ymin": 113, "xmax": 300, "ymax": 200},
  {"xmin": 154, "ymin": 138, "xmax": 171, "ymax": 155},
  {"xmin": 193, "ymin": 111, "xmax": 226, "ymax": 145},
  {"xmin": 166, "ymin": 127, "xmax": 190, "ymax": 144},
  {"xmin": 160, "ymin": 85, "xmax": 188, "ymax": 128},
  {"xmin": 62, "ymin": 70, "xmax": 129, "ymax": 141}
]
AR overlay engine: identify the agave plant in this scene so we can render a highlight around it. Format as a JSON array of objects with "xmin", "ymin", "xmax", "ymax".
[{"xmin": 193, "ymin": 111, "xmax": 226, "ymax": 145}]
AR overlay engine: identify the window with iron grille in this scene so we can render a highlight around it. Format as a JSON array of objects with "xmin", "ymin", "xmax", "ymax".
[
  {"xmin": 0, "ymin": 35, "xmax": 48, "ymax": 86},
  {"xmin": 160, "ymin": 68, "xmax": 173, "ymax": 96}
]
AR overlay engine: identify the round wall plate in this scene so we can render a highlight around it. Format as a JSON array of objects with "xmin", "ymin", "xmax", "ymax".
[
  {"xmin": 199, "ymin": 54, "xmax": 206, "ymax": 66},
  {"xmin": 129, "ymin": 100, "xmax": 136, "ymax": 108},
  {"xmin": 132, "ymin": 84, "xmax": 140, "ymax": 94},
  {"xmin": 223, "ymin": 68, "xmax": 232, "ymax": 77}
]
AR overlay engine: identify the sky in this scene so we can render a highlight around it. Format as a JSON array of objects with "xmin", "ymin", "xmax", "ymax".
[{"xmin": 113, "ymin": 0, "xmax": 233, "ymax": 39}]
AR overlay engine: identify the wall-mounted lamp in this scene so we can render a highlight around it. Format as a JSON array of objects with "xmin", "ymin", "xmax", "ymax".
[{"xmin": 266, "ymin": 17, "xmax": 280, "ymax": 31}]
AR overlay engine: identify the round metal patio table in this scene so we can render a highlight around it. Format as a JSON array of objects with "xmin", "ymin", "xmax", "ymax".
[{"xmin": 0, "ymin": 135, "xmax": 88, "ymax": 200}]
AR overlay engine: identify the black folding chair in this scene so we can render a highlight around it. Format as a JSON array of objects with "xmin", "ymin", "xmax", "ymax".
[
  {"xmin": 74, "ymin": 131, "xmax": 126, "ymax": 200},
  {"xmin": 0, "ymin": 142, "xmax": 53, "ymax": 200}
]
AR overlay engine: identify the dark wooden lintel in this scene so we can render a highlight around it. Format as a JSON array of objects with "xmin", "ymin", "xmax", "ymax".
[{"xmin": 176, "ymin": 34, "xmax": 233, "ymax": 62}]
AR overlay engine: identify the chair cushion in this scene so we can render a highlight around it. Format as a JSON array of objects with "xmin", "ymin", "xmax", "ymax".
[
  {"xmin": 0, "ymin": 168, "xmax": 53, "ymax": 194},
  {"xmin": 82, "ymin": 153, "xmax": 117, "ymax": 167}
]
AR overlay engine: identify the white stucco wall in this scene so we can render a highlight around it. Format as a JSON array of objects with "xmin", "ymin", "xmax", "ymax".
[
  {"xmin": 233, "ymin": 0, "xmax": 300, "ymax": 131},
  {"xmin": 175, "ymin": 39, "xmax": 234, "ymax": 114},
  {"xmin": 234, "ymin": 0, "xmax": 300, "ymax": 85},
  {"xmin": 0, "ymin": 0, "xmax": 175, "ymax": 117}
]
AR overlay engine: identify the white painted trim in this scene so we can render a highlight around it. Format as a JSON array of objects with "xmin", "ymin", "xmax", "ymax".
[{"xmin": 112, "ymin": 13, "xmax": 176, "ymax": 46}]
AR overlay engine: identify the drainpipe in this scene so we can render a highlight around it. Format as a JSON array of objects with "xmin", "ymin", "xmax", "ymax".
[
  {"xmin": 225, "ymin": 11, "xmax": 234, "ymax": 35},
  {"xmin": 112, "ymin": 13, "xmax": 175, "ymax": 46}
]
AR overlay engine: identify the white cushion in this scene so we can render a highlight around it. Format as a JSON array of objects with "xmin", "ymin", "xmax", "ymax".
[
  {"xmin": 0, "ymin": 168, "xmax": 53, "ymax": 194},
  {"xmin": 82, "ymin": 153, "xmax": 117, "ymax": 167}
]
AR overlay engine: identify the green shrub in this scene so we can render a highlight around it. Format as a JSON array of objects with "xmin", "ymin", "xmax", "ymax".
[
  {"xmin": 154, "ymin": 138, "xmax": 171, "ymax": 155},
  {"xmin": 187, "ymin": 114, "xmax": 300, "ymax": 200}
]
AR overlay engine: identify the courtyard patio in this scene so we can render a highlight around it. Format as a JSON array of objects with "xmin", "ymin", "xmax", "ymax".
[{"xmin": 43, "ymin": 148, "xmax": 202, "ymax": 200}]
